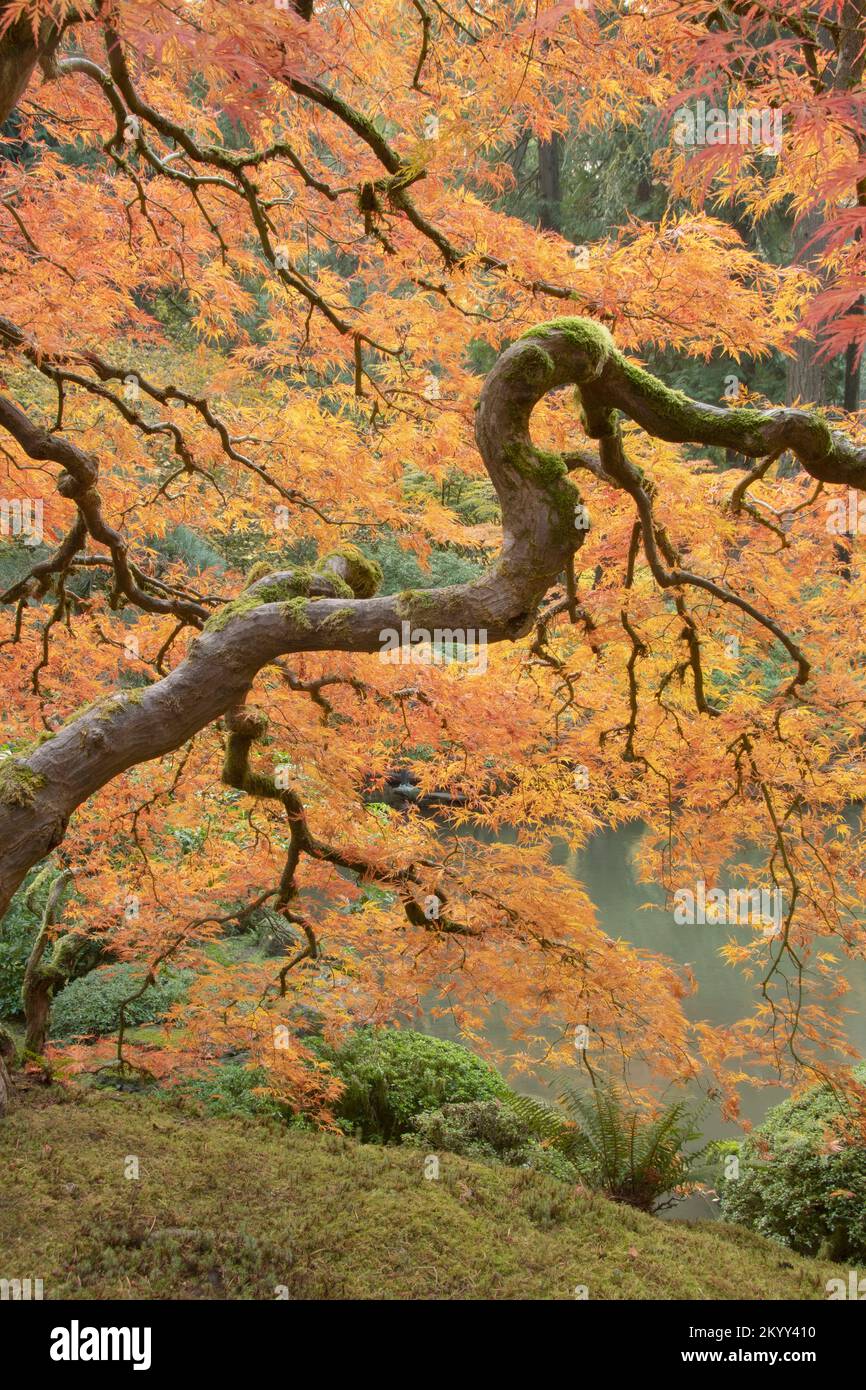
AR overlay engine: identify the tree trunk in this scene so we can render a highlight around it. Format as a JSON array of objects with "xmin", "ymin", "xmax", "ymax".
[
  {"xmin": 0, "ymin": 1024, "xmax": 14, "ymax": 1117},
  {"xmin": 537, "ymin": 133, "xmax": 563, "ymax": 233},
  {"xmin": 831, "ymin": 7, "xmax": 864, "ymax": 411},
  {"xmin": 21, "ymin": 869, "xmax": 74, "ymax": 1057},
  {"xmin": 844, "ymin": 332, "xmax": 862, "ymax": 413},
  {"xmin": 23, "ymin": 976, "xmax": 53, "ymax": 1058},
  {"xmin": 786, "ymin": 210, "xmax": 828, "ymax": 408},
  {"xmin": 0, "ymin": 8, "xmax": 62, "ymax": 128},
  {"xmin": 842, "ymin": 170, "xmax": 866, "ymax": 413}
]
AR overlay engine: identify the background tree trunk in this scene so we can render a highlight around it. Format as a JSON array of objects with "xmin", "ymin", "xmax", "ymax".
[
  {"xmin": 842, "ymin": 168, "xmax": 866, "ymax": 413},
  {"xmin": 844, "ymin": 331, "xmax": 862, "ymax": 413},
  {"xmin": 23, "ymin": 977, "xmax": 53, "ymax": 1058},
  {"xmin": 22, "ymin": 868, "xmax": 74, "ymax": 1057},
  {"xmin": 0, "ymin": 1023, "xmax": 14, "ymax": 1116},
  {"xmin": 0, "ymin": 7, "xmax": 62, "ymax": 128},
  {"xmin": 786, "ymin": 212, "xmax": 828, "ymax": 408},
  {"xmin": 537, "ymin": 133, "xmax": 563, "ymax": 233}
]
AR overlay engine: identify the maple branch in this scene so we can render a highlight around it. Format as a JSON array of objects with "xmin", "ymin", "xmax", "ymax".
[
  {"xmin": 0, "ymin": 314, "xmax": 339, "ymax": 525},
  {"xmin": 221, "ymin": 700, "xmax": 478, "ymax": 960},
  {"xmin": 584, "ymin": 351, "xmax": 866, "ymax": 488},
  {"xmin": 583, "ymin": 405, "xmax": 812, "ymax": 692},
  {"xmin": 97, "ymin": 31, "xmax": 401, "ymax": 357},
  {"xmin": 0, "ymin": 393, "xmax": 209, "ymax": 625},
  {"xmin": 2, "ymin": 317, "xmax": 862, "ymax": 923},
  {"xmin": 0, "ymin": 320, "xmax": 597, "ymax": 914},
  {"xmin": 84, "ymin": 17, "xmax": 576, "ymax": 305}
]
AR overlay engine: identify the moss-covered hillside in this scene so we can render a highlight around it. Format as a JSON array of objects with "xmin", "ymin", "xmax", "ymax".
[{"xmin": 0, "ymin": 1087, "xmax": 843, "ymax": 1301}]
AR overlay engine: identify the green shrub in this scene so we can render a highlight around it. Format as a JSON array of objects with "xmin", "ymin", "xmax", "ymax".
[
  {"xmin": 0, "ymin": 910, "xmax": 33, "ymax": 1019},
  {"xmin": 403, "ymin": 1098, "xmax": 580, "ymax": 1182},
  {"xmin": 0, "ymin": 867, "xmax": 46, "ymax": 1018},
  {"xmin": 718, "ymin": 1070, "xmax": 866, "ymax": 1261},
  {"xmin": 172, "ymin": 1063, "xmax": 289, "ymax": 1121},
  {"xmin": 313, "ymin": 1028, "xmax": 506, "ymax": 1143},
  {"xmin": 527, "ymin": 1144, "xmax": 582, "ymax": 1184},
  {"xmin": 366, "ymin": 532, "xmax": 484, "ymax": 594},
  {"xmin": 404, "ymin": 1098, "xmax": 531, "ymax": 1162},
  {"xmin": 50, "ymin": 963, "xmax": 193, "ymax": 1041}
]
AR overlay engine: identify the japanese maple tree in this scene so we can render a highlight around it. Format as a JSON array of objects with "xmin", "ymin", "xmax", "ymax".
[{"xmin": 1, "ymin": 0, "xmax": 865, "ymax": 1122}]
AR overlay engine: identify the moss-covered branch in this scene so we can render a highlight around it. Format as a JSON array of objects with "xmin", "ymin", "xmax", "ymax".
[{"xmin": 2, "ymin": 316, "xmax": 861, "ymax": 917}]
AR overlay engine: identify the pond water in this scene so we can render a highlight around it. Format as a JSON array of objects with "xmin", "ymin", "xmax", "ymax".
[{"xmin": 425, "ymin": 820, "xmax": 866, "ymax": 1219}]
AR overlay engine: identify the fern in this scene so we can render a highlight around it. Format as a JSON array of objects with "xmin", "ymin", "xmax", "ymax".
[{"xmin": 505, "ymin": 1082, "xmax": 718, "ymax": 1213}]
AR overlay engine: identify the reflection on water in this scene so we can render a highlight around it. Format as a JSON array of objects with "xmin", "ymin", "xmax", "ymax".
[{"xmin": 425, "ymin": 820, "xmax": 866, "ymax": 1220}]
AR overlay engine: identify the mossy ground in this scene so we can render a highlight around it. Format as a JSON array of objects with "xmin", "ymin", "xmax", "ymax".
[{"xmin": 0, "ymin": 1087, "xmax": 842, "ymax": 1300}]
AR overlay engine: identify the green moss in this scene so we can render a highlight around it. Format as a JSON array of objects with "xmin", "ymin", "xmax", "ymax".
[
  {"xmin": 202, "ymin": 593, "xmax": 262, "ymax": 634},
  {"xmin": 245, "ymin": 770, "xmax": 278, "ymax": 798},
  {"xmin": 319, "ymin": 606, "xmax": 354, "ymax": 631},
  {"xmin": 221, "ymin": 733, "xmax": 250, "ymax": 789},
  {"xmin": 0, "ymin": 758, "xmax": 45, "ymax": 806},
  {"xmin": 60, "ymin": 690, "xmax": 145, "ymax": 728},
  {"xmin": 97, "ymin": 690, "xmax": 145, "ymax": 718},
  {"xmin": 808, "ymin": 411, "xmax": 834, "ymax": 459},
  {"xmin": 0, "ymin": 1086, "xmax": 845, "ymax": 1301},
  {"xmin": 357, "ymin": 181, "xmax": 379, "ymax": 216},
  {"xmin": 315, "ymin": 570, "xmax": 354, "ymax": 600},
  {"xmin": 203, "ymin": 572, "xmax": 315, "ymax": 634},
  {"xmin": 502, "ymin": 441, "xmax": 567, "ymax": 485},
  {"xmin": 552, "ymin": 477, "xmax": 584, "ymax": 536},
  {"xmin": 253, "ymin": 576, "xmax": 313, "ymax": 603},
  {"xmin": 504, "ymin": 343, "xmax": 555, "ymax": 389},
  {"xmin": 350, "ymin": 109, "xmax": 384, "ymax": 146},
  {"xmin": 206, "ymin": 557, "xmax": 367, "ymax": 635},
  {"xmin": 498, "ymin": 442, "xmax": 583, "ymax": 541},
  {"xmin": 282, "ymin": 596, "xmax": 313, "ymax": 629},
  {"xmin": 243, "ymin": 561, "xmax": 273, "ymax": 589},
  {"xmin": 577, "ymin": 394, "xmax": 618, "ymax": 440},
  {"xmin": 519, "ymin": 317, "xmax": 614, "ymax": 373},
  {"xmin": 396, "ymin": 589, "xmax": 437, "ymax": 618},
  {"xmin": 327, "ymin": 544, "xmax": 383, "ymax": 599},
  {"xmin": 614, "ymin": 356, "xmax": 768, "ymax": 446},
  {"xmin": 50, "ymin": 935, "xmax": 81, "ymax": 975},
  {"xmin": 222, "ymin": 730, "xmax": 278, "ymax": 799}
]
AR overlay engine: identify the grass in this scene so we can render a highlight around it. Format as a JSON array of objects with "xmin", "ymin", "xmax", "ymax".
[{"xmin": 0, "ymin": 1086, "xmax": 845, "ymax": 1300}]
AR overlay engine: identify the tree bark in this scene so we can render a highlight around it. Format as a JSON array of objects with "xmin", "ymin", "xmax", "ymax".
[{"xmin": 844, "ymin": 332, "xmax": 862, "ymax": 413}]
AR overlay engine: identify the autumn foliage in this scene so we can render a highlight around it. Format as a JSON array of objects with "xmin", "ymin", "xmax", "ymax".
[{"xmin": 1, "ymin": 0, "xmax": 866, "ymax": 1125}]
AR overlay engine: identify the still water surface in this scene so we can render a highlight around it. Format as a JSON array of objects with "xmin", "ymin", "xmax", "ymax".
[{"xmin": 425, "ymin": 821, "xmax": 866, "ymax": 1218}]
